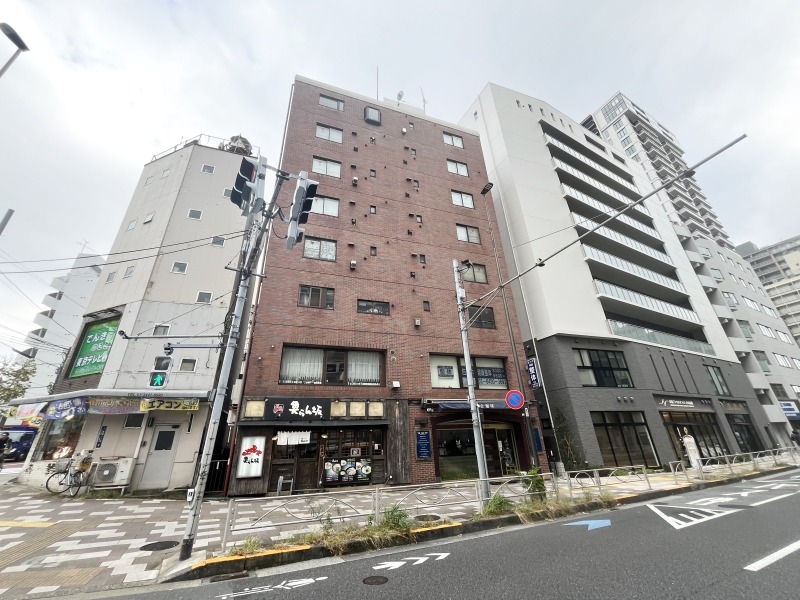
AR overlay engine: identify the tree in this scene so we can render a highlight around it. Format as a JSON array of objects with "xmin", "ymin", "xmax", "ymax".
[{"xmin": 0, "ymin": 356, "xmax": 36, "ymax": 405}]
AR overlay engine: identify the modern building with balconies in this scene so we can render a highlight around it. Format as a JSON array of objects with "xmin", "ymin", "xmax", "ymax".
[{"xmin": 462, "ymin": 84, "xmax": 772, "ymax": 470}]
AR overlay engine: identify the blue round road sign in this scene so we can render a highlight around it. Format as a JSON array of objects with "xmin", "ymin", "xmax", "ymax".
[{"xmin": 505, "ymin": 389, "xmax": 525, "ymax": 410}]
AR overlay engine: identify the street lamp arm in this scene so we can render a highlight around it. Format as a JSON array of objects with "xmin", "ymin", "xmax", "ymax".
[{"xmin": 467, "ymin": 134, "xmax": 747, "ymax": 307}]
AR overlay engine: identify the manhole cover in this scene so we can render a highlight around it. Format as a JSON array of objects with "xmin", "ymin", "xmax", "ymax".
[
  {"xmin": 363, "ymin": 576, "xmax": 388, "ymax": 585},
  {"xmin": 140, "ymin": 540, "xmax": 180, "ymax": 551}
]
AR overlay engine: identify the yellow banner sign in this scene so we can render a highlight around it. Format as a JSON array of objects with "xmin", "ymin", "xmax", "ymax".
[{"xmin": 140, "ymin": 398, "xmax": 200, "ymax": 412}]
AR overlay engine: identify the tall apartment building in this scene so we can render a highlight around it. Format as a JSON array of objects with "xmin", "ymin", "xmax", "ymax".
[
  {"xmin": 587, "ymin": 96, "xmax": 800, "ymax": 441},
  {"xmin": 10, "ymin": 135, "xmax": 248, "ymax": 492},
  {"xmin": 739, "ymin": 235, "xmax": 800, "ymax": 347},
  {"xmin": 16, "ymin": 254, "xmax": 103, "ymax": 399},
  {"xmin": 461, "ymin": 84, "xmax": 771, "ymax": 470},
  {"xmin": 228, "ymin": 76, "xmax": 546, "ymax": 494},
  {"xmin": 584, "ymin": 93, "xmax": 735, "ymax": 250}
]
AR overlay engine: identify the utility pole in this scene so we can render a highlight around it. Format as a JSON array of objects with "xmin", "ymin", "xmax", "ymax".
[
  {"xmin": 179, "ymin": 155, "xmax": 288, "ymax": 561},
  {"xmin": 453, "ymin": 259, "xmax": 491, "ymax": 507},
  {"xmin": 0, "ymin": 209, "xmax": 14, "ymax": 236}
]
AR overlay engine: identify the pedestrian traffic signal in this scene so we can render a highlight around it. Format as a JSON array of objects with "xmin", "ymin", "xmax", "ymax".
[
  {"xmin": 149, "ymin": 356, "xmax": 172, "ymax": 388},
  {"xmin": 230, "ymin": 157, "xmax": 259, "ymax": 215},
  {"xmin": 287, "ymin": 171, "xmax": 318, "ymax": 250}
]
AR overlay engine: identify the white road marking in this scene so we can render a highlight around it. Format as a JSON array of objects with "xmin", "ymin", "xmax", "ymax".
[
  {"xmin": 745, "ymin": 539, "xmax": 800, "ymax": 571},
  {"xmin": 750, "ymin": 493, "xmax": 797, "ymax": 506}
]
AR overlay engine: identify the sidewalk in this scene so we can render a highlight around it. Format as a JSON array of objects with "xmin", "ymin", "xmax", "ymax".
[{"xmin": 0, "ymin": 453, "xmax": 798, "ymax": 599}]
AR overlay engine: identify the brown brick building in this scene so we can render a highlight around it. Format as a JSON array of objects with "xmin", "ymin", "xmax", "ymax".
[{"xmin": 228, "ymin": 76, "xmax": 546, "ymax": 495}]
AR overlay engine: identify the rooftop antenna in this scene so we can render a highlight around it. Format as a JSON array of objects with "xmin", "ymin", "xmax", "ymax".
[
  {"xmin": 376, "ymin": 66, "xmax": 379, "ymax": 100},
  {"xmin": 396, "ymin": 90, "xmax": 404, "ymax": 106},
  {"xmin": 77, "ymin": 238, "xmax": 93, "ymax": 254},
  {"xmin": 420, "ymin": 87, "xmax": 428, "ymax": 113}
]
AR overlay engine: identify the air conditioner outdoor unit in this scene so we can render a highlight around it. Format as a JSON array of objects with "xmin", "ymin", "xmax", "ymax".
[{"xmin": 94, "ymin": 458, "xmax": 134, "ymax": 487}]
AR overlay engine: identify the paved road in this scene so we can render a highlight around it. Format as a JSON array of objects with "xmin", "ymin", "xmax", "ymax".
[{"xmin": 84, "ymin": 471, "xmax": 800, "ymax": 600}]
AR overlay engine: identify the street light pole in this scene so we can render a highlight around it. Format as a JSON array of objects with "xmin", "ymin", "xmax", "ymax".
[
  {"xmin": 0, "ymin": 23, "xmax": 29, "ymax": 80},
  {"xmin": 453, "ymin": 259, "xmax": 491, "ymax": 507}
]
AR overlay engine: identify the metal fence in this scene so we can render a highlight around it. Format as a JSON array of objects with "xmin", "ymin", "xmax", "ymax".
[{"xmin": 668, "ymin": 445, "xmax": 800, "ymax": 484}]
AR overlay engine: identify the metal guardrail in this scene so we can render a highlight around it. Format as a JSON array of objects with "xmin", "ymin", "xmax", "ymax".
[{"xmin": 668, "ymin": 445, "xmax": 800, "ymax": 484}]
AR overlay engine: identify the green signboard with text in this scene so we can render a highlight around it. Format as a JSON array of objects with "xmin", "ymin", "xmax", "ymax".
[{"xmin": 68, "ymin": 318, "xmax": 120, "ymax": 378}]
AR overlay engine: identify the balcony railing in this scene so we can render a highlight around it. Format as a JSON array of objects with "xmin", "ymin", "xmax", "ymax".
[
  {"xmin": 552, "ymin": 157, "xmax": 645, "ymax": 212},
  {"xmin": 561, "ymin": 184, "xmax": 659, "ymax": 239},
  {"xmin": 545, "ymin": 134, "xmax": 639, "ymax": 193},
  {"xmin": 572, "ymin": 214, "xmax": 673, "ymax": 265},
  {"xmin": 584, "ymin": 245, "xmax": 685, "ymax": 293},
  {"xmin": 595, "ymin": 279, "xmax": 700, "ymax": 323},
  {"xmin": 608, "ymin": 320, "xmax": 714, "ymax": 355}
]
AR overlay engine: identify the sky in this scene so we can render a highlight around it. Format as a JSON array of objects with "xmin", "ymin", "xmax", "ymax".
[{"xmin": 1, "ymin": 0, "xmax": 799, "ymax": 361}]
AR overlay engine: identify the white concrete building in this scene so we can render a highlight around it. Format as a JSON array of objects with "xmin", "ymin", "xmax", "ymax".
[
  {"xmin": 460, "ymin": 84, "xmax": 772, "ymax": 469},
  {"xmin": 11, "ymin": 135, "xmax": 251, "ymax": 492},
  {"xmin": 16, "ymin": 254, "xmax": 102, "ymax": 398}
]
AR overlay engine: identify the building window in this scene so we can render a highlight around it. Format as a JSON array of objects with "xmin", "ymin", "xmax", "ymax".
[
  {"xmin": 188, "ymin": 209, "xmax": 203, "ymax": 220},
  {"xmin": 757, "ymin": 323, "xmax": 776, "ymax": 338},
  {"xmin": 303, "ymin": 237, "xmax": 337, "ymax": 261},
  {"xmin": 753, "ymin": 350, "xmax": 771, "ymax": 372},
  {"xmin": 774, "ymin": 353, "xmax": 792, "ymax": 368},
  {"xmin": 710, "ymin": 268, "xmax": 724, "ymax": 281},
  {"xmin": 279, "ymin": 347, "xmax": 383, "ymax": 386},
  {"xmin": 451, "ymin": 190, "xmax": 474, "ymax": 208},
  {"xmin": 443, "ymin": 132, "xmax": 464, "ymax": 148},
  {"xmin": 456, "ymin": 224, "xmax": 481, "ymax": 244},
  {"xmin": 161, "ymin": 169, "xmax": 170, "ymax": 178},
  {"xmin": 364, "ymin": 106, "xmax": 381, "ymax": 125},
  {"xmin": 706, "ymin": 365, "xmax": 731, "ymax": 396},
  {"xmin": 123, "ymin": 266, "xmax": 135, "ymax": 278},
  {"xmin": 793, "ymin": 384, "xmax": 800, "ymax": 398},
  {"xmin": 762, "ymin": 305, "xmax": 778, "ymax": 318},
  {"xmin": 179, "ymin": 358, "xmax": 197, "ymax": 372},
  {"xmin": 573, "ymin": 349, "xmax": 633, "ymax": 388},
  {"xmin": 771, "ymin": 384, "xmax": 789, "ymax": 399},
  {"xmin": 370, "ymin": 169, "xmax": 376, "ymax": 178},
  {"xmin": 423, "ymin": 301, "xmax": 431, "ymax": 311},
  {"xmin": 447, "ymin": 160, "xmax": 469, "ymax": 176},
  {"xmin": 311, "ymin": 196, "xmax": 339, "ymax": 217},
  {"xmin": 743, "ymin": 297, "xmax": 760, "ymax": 311},
  {"xmin": 124, "ymin": 414, "xmax": 145, "ymax": 429},
  {"xmin": 411, "ymin": 148, "xmax": 416, "ymax": 156},
  {"xmin": 462, "ymin": 263, "xmax": 488, "ymax": 283},
  {"xmin": 467, "ymin": 306, "xmax": 495, "ymax": 328},
  {"xmin": 143, "ymin": 212, "xmax": 155, "ymax": 224},
  {"xmin": 357, "ymin": 300, "xmax": 389, "ymax": 315},
  {"xmin": 370, "ymin": 246, "xmax": 377, "ymax": 256},
  {"xmin": 419, "ymin": 254, "xmax": 426, "ymax": 264},
  {"xmin": 201, "ymin": 164, "xmax": 215, "ymax": 174},
  {"xmin": 315, "ymin": 124, "xmax": 343, "ymax": 143},
  {"xmin": 299, "ymin": 285, "xmax": 334, "ymax": 309},
  {"xmin": 127, "ymin": 219, "xmax": 136, "ymax": 231},
  {"xmin": 171, "ymin": 262, "xmax": 188, "ymax": 274},
  {"xmin": 429, "ymin": 355, "xmax": 508, "ymax": 390},
  {"xmin": 370, "ymin": 205, "xmax": 377, "ymax": 214},
  {"xmin": 777, "ymin": 330, "xmax": 793, "ymax": 344},
  {"xmin": 145, "ymin": 175, "xmax": 154, "ymax": 186},
  {"xmin": 696, "ymin": 246, "xmax": 711, "ymax": 258},
  {"xmin": 106, "ymin": 271, "xmax": 116, "ymax": 284},
  {"xmin": 223, "ymin": 188, "xmax": 232, "ymax": 198},
  {"xmin": 211, "ymin": 236, "xmax": 225, "ymax": 247},
  {"xmin": 415, "ymin": 214, "xmax": 422, "ymax": 223},
  {"xmin": 312, "ymin": 157, "xmax": 342, "ymax": 178},
  {"xmin": 413, "ymin": 179, "xmax": 419, "ymax": 189},
  {"xmin": 319, "ymin": 94, "xmax": 344, "ymax": 111},
  {"xmin": 738, "ymin": 320, "xmax": 755, "ymax": 339},
  {"xmin": 722, "ymin": 292, "xmax": 738, "ymax": 308},
  {"xmin": 153, "ymin": 324, "xmax": 170, "ymax": 336},
  {"xmin": 592, "ymin": 411, "xmax": 659, "ymax": 468},
  {"xmin": 196, "ymin": 291, "xmax": 213, "ymax": 304}
]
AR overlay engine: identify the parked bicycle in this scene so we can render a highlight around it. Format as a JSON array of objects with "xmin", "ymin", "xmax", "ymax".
[{"xmin": 45, "ymin": 452, "xmax": 93, "ymax": 497}]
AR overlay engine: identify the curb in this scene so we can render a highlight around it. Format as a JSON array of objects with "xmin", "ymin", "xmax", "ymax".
[{"xmin": 160, "ymin": 463, "xmax": 799, "ymax": 583}]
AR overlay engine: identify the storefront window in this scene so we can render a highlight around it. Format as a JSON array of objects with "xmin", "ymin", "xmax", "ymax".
[
  {"xmin": 661, "ymin": 411, "xmax": 728, "ymax": 459},
  {"xmin": 34, "ymin": 417, "xmax": 85, "ymax": 460},
  {"xmin": 591, "ymin": 411, "xmax": 658, "ymax": 468}
]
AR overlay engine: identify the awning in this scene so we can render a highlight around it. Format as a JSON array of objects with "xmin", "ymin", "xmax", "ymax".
[
  {"xmin": 8, "ymin": 388, "xmax": 213, "ymax": 406},
  {"xmin": 238, "ymin": 420, "xmax": 389, "ymax": 428}
]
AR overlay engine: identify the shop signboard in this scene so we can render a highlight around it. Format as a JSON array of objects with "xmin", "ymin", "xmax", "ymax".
[
  {"xmin": 780, "ymin": 401, "xmax": 800, "ymax": 418},
  {"xmin": 68, "ymin": 318, "xmax": 119, "ymax": 378},
  {"xmin": 656, "ymin": 397, "xmax": 713, "ymax": 412},
  {"xmin": 87, "ymin": 399, "xmax": 142, "ymax": 414},
  {"xmin": 265, "ymin": 398, "xmax": 331, "ymax": 421},
  {"xmin": 682, "ymin": 434, "xmax": 702, "ymax": 469},
  {"xmin": 527, "ymin": 357, "xmax": 541, "ymax": 389},
  {"xmin": 237, "ymin": 436, "xmax": 266, "ymax": 478},
  {"xmin": 139, "ymin": 398, "xmax": 199, "ymax": 411},
  {"xmin": 45, "ymin": 398, "xmax": 87, "ymax": 420},
  {"xmin": 415, "ymin": 430, "xmax": 432, "ymax": 459},
  {"xmin": 15, "ymin": 402, "xmax": 47, "ymax": 420},
  {"xmin": 324, "ymin": 457, "xmax": 372, "ymax": 484}
]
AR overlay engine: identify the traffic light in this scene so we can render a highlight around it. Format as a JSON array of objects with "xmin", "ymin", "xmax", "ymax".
[
  {"xmin": 230, "ymin": 157, "xmax": 259, "ymax": 215},
  {"xmin": 149, "ymin": 356, "xmax": 172, "ymax": 388},
  {"xmin": 287, "ymin": 171, "xmax": 318, "ymax": 250}
]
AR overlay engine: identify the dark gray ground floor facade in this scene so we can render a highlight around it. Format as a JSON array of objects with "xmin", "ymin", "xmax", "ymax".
[{"xmin": 530, "ymin": 335, "xmax": 773, "ymax": 470}]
